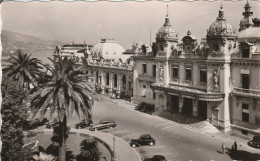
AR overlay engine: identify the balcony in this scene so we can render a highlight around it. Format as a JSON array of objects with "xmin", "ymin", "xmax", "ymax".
[
  {"xmin": 184, "ymin": 80, "xmax": 192, "ymax": 85},
  {"xmin": 198, "ymin": 82, "xmax": 207, "ymax": 87},
  {"xmin": 233, "ymin": 87, "xmax": 260, "ymax": 98},
  {"xmin": 138, "ymin": 74, "xmax": 156, "ymax": 83},
  {"xmin": 171, "ymin": 78, "xmax": 178, "ymax": 83}
]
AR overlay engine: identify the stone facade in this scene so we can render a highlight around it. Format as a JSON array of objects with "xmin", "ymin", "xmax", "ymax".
[{"xmin": 133, "ymin": 3, "xmax": 260, "ymax": 133}]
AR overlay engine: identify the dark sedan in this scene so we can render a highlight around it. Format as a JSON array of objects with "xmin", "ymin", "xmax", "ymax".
[
  {"xmin": 89, "ymin": 120, "xmax": 117, "ymax": 131},
  {"xmin": 129, "ymin": 134, "xmax": 155, "ymax": 147},
  {"xmin": 248, "ymin": 135, "xmax": 260, "ymax": 148},
  {"xmin": 75, "ymin": 120, "xmax": 92, "ymax": 129},
  {"xmin": 144, "ymin": 155, "xmax": 167, "ymax": 161}
]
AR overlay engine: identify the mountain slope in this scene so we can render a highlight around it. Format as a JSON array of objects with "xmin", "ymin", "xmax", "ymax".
[{"xmin": 1, "ymin": 30, "xmax": 64, "ymax": 56}]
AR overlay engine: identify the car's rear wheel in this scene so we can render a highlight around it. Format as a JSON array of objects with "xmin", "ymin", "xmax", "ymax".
[
  {"xmin": 149, "ymin": 142, "xmax": 154, "ymax": 146},
  {"xmin": 79, "ymin": 126, "xmax": 81, "ymax": 129},
  {"xmin": 132, "ymin": 144, "xmax": 136, "ymax": 148}
]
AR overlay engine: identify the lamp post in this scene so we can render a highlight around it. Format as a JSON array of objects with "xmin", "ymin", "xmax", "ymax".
[{"xmin": 113, "ymin": 136, "xmax": 116, "ymax": 159}]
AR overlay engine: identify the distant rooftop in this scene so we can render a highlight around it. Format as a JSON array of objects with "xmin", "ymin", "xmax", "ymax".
[{"xmin": 62, "ymin": 44, "xmax": 93, "ymax": 48}]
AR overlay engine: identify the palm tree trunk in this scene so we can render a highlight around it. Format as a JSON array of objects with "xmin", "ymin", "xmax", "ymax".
[{"xmin": 58, "ymin": 115, "xmax": 67, "ymax": 161}]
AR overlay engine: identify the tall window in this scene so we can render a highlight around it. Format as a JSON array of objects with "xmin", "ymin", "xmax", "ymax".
[
  {"xmin": 242, "ymin": 49, "xmax": 250, "ymax": 58},
  {"xmin": 96, "ymin": 71, "xmax": 99, "ymax": 83},
  {"xmin": 172, "ymin": 67, "xmax": 178, "ymax": 79},
  {"xmin": 142, "ymin": 64, "xmax": 147, "ymax": 74},
  {"xmin": 153, "ymin": 92, "xmax": 156, "ymax": 100},
  {"xmin": 152, "ymin": 65, "xmax": 156, "ymax": 77},
  {"xmin": 200, "ymin": 68, "xmax": 207, "ymax": 83},
  {"xmin": 242, "ymin": 74, "xmax": 250, "ymax": 89},
  {"xmin": 242, "ymin": 104, "xmax": 249, "ymax": 122},
  {"xmin": 114, "ymin": 74, "xmax": 117, "ymax": 87},
  {"xmin": 186, "ymin": 68, "xmax": 192, "ymax": 81}
]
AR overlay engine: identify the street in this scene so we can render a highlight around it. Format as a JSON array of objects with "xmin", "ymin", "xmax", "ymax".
[{"xmin": 65, "ymin": 96, "xmax": 260, "ymax": 161}]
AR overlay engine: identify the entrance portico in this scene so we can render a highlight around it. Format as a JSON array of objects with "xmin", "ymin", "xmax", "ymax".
[{"xmin": 151, "ymin": 84, "xmax": 224, "ymax": 120}]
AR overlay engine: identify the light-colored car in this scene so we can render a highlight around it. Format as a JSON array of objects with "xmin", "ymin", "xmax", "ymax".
[{"xmin": 89, "ymin": 120, "xmax": 117, "ymax": 131}]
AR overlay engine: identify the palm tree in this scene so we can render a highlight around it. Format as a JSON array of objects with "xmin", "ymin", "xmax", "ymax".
[
  {"xmin": 76, "ymin": 137, "xmax": 101, "ymax": 161},
  {"xmin": 30, "ymin": 54, "xmax": 94, "ymax": 161},
  {"xmin": 3, "ymin": 49, "xmax": 43, "ymax": 90}
]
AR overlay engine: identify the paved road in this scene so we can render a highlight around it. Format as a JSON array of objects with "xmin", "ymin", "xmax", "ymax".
[{"xmin": 64, "ymin": 97, "xmax": 260, "ymax": 161}]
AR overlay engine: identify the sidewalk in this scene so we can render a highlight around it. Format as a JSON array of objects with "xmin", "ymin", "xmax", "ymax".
[{"xmin": 97, "ymin": 94, "xmax": 260, "ymax": 154}]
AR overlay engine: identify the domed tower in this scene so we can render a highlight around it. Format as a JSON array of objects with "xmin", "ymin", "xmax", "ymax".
[
  {"xmin": 239, "ymin": 0, "xmax": 254, "ymax": 32},
  {"xmin": 206, "ymin": 4, "xmax": 237, "ymax": 59},
  {"xmin": 206, "ymin": 4, "xmax": 237, "ymax": 132},
  {"xmin": 153, "ymin": 5, "xmax": 178, "ymax": 58}
]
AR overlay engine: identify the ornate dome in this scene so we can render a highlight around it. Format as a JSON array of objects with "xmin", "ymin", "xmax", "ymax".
[
  {"xmin": 156, "ymin": 15, "xmax": 178, "ymax": 42},
  {"xmin": 207, "ymin": 5, "xmax": 236, "ymax": 37},
  {"xmin": 90, "ymin": 38, "xmax": 127, "ymax": 61}
]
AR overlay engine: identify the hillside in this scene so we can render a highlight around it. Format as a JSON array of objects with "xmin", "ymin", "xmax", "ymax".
[{"xmin": 1, "ymin": 30, "xmax": 64, "ymax": 56}]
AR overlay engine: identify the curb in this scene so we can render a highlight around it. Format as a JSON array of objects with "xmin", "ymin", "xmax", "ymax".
[
  {"xmin": 94, "ymin": 130, "xmax": 142, "ymax": 161},
  {"xmin": 98, "ymin": 94, "xmax": 260, "ymax": 154},
  {"xmin": 30, "ymin": 129, "xmax": 142, "ymax": 161}
]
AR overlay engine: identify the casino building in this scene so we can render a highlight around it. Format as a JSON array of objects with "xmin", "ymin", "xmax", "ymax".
[
  {"xmin": 55, "ymin": 2, "xmax": 260, "ymax": 133},
  {"xmin": 132, "ymin": 2, "xmax": 260, "ymax": 132}
]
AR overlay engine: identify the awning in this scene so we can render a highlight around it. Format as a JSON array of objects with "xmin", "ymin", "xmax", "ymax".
[{"xmin": 151, "ymin": 83, "xmax": 224, "ymax": 102}]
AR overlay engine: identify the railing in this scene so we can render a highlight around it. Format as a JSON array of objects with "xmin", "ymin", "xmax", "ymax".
[
  {"xmin": 171, "ymin": 78, "xmax": 178, "ymax": 83},
  {"xmin": 138, "ymin": 74, "xmax": 156, "ymax": 82},
  {"xmin": 233, "ymin": 87, "xmax": 260, "ymax": 96},
  {"xmin": 233, "ymin": 119, "xmax": 260, "ymax": 130},
  {"xmin": 184, "ymin": 80, "xmax": 192, "ymax": 85},
  {"xmin": 88, "ymin": 61, "xmax": 133, "ymax": 70},
  {"xmin": 198, "ymin": 82, "xmax": 207, "ymax": 87}
]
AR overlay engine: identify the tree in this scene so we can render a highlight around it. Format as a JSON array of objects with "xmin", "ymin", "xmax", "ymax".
[
  {"xmin": 1, "ymin": 74, "xmax": 31, "ymax": 160},
  {"xmin": 76, "ymin": 137, "xmax": 101, "ymax": 161},
  {"xmin": 3, "ymin": 49, "xmax": 43, "ymax": 90},
  {"xmin": 29, "ymin": 54, "xmax": 94, "ymax": 161}
]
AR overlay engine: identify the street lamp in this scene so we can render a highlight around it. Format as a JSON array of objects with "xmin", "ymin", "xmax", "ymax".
[{"xmin": 113, "ymin": 136, "xmax": 116, "ymax": 159}]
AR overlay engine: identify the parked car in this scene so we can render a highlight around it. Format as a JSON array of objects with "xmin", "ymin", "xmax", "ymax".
[
  {"xmin": 46, "ymin": 121, "xmax": 59, "ymax": 129},
  {"xmin": 248, "ymin": 135, "xmax": 260, "ymax": 148},
  {"xmin": 75, "ymin": 120, "xmax": 92, "ymax": 129},
  {"xmin": 129, "ymin": 134, "xmax": 155, "ymax": 147},
  {"xmin": 144, "ymin": 155, "xmax": 167, "ymax": 161},
  {"xmin": 135, "ymin": 103, "xmax": 155, "ymax": 113},
  {"xmin": 89, "ymin": 120, "xmax": 117, "ymax": 131}
]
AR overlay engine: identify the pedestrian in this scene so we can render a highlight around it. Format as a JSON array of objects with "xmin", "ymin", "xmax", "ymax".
[
  {"xmin": 234, "ymin": 141, "xmax": 237, "ymax": 153},
  {"xmin": 231, "ymin": 145, "xmax": 234, "ymax": 156},
  {"xmin": 222, "ymin": 143, "xmax": 225, "ymax": 154}
]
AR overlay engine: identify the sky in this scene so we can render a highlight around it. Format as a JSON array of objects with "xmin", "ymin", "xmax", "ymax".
[{"xmin": 1, "ymin": 0, "xmax": 260, "ymax": 49}]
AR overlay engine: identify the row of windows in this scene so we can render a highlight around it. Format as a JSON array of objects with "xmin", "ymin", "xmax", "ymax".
[
  {"xmin": 142, "ymin": 64, "xmax": 207, "ymax": 83},
  {"xmin": 172, "ymin": 67, "xmax": 207, "ymax": 83},
  {"xmin": 142, "ymin": 64, "xmax": 157, "ymax": 77}
]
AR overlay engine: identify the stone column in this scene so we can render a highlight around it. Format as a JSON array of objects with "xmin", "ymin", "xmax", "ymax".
[
  {"xmin": 100, "ymin": 72, "xmax": 105, "ymax": 94},
  {"xmin": 179, "ymin": 96, "xmax": 183, "ymax": 113},
  {"xmin": 193, "ymin": 99, "xmax": 198, "ymax": 117},
  {"xmin": 116, "ymin": 74, "xmax": 122, "ymax": 98},
  {"xmin": 108, "ymin": 73, "xmax": 113, "ymax": 95}
]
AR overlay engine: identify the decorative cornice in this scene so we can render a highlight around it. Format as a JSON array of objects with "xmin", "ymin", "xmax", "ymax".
[{"xmin": 231, "ymin": 59, "xmax": 260, "ymax": 67}]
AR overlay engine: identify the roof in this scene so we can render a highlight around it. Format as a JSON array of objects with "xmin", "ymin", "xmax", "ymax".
[
  {"xmin": 62, "ymin": 44, "xmax": 93, "ymax": 48},
  {"xmin": 238, "ymin": 27, "xmax": 260, "ymax": 41},
  {"xmin": 90, "ymin": 38, "xmax": 130, "ymax": 62}
]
